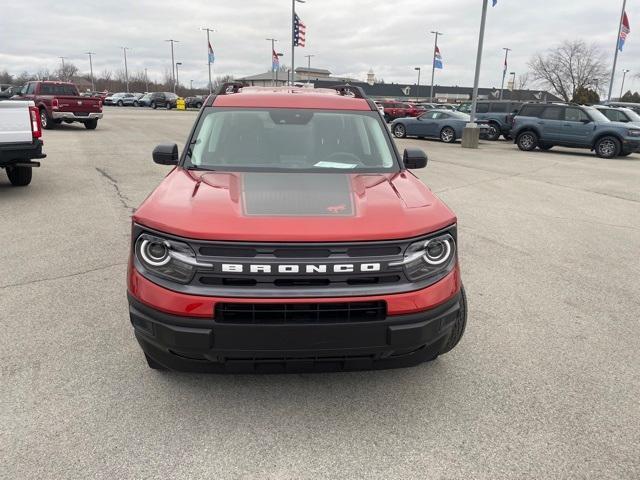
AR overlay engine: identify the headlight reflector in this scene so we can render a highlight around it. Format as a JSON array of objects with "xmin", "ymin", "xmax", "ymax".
[
  {"xmin": 393, "ymin": 233, "xmax": 456, "ymax": 282},
  {"xmin": 135, "ymin": 233, "xmax": 197, "ymax": 283}
]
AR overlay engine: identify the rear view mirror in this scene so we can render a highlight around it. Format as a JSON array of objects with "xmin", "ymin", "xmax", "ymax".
[
  {"xmin": 403, "ymin": 148, "xmax": 428, "ymax": 169},
  {"xmin": 152, "ymin": 144, "xmax": 179, "ymax": 165}
]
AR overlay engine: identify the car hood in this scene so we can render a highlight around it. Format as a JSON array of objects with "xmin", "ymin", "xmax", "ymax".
[{"xmin": 134, "ymin": 169, "xmax": 456, "ymax": 242}]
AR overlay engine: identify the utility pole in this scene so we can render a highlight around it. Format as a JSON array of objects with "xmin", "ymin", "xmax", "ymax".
[
  {"xmin": 190, "ymin": 79, "xmax": 194, "ymax": 91},
  {"xmin": 304, "ymin": 54, "xmax": 315, "ymax": 83},
  {"xmin": 429, "ymin": 31, "xmax": 443, "ymax": 101},
  {"xmin": 58, "ymin": 56, "xmax": 66, "ymax": 80},
  {"xmin": 608, "ymin": 0, "xmax": 627, "ymax": 101},
  {"xmin": 165, "ymin": 39, "xmax": 179, "ymax": 93},
  {"xmin": 499, "ymin": 47, "xmax": 511, "ymax": 100},
  {"xmin": 175, "ymin": 62, "xmax": 182, "ymax": 92},
  {"xmin": 201, "ymin": 27, "xmax": 214, "ymax": 94},
  {"xmin": 266, "ymin": 38, "xmax": 278, "ymax": 86},
  {"xmin": 291, "ymin": 0, "xmax": 306, "ymax": 85},
  {"xmin": 85, "ymin": 52, "xmax": 96, "ymax": 91},
  {"xmin": 121, "ymin": 47, "xmax": 130, "ymax": 93},
  {"xmin": 414, "ymin": 67, "xmax": 421, "ymax": 102},
  {"xmin": 275, "ymin": 53, "xmax": 283, "ymax": 85},
  {"xmin": 144, "ymin": 68, "xmax": 149, "ymax": 92},
  {"xmin": 620, "ymin": 69, "xmax": 630, "ymax": 99}
]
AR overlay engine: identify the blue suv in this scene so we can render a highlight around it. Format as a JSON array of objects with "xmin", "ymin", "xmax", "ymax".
[
  {"xmin": 457, "ymin": 100, "xmax": 523, "ymax": 141},
  {"xmin": 512, "ymin": 103, "xmax": 640, "ymax": 158}
]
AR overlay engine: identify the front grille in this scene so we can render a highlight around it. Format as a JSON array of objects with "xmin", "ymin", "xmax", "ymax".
[{"xmin": 215, "ymin": 301, "xmax": 387, "ymax": 324}]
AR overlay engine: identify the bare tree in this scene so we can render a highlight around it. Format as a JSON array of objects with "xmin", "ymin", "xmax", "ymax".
[
  {"xmin": 516, "ymin": 72, "xmax": 530, "ymax": 90},
  {"xmin": 0, "ymin": 70, "xmax": 13, "ymax": 84},
  {"xmin": 528, "ymin": 40, "xmax": 609, "ymax": 102},
  {"xmin": 55, "ymin": 62, "xmax": 79, "ymax": 82}
]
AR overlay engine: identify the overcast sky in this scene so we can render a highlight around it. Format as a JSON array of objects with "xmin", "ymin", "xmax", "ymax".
[{"xmin": 1, "ymin": 0, "xmax": 639, "ymax": 92}]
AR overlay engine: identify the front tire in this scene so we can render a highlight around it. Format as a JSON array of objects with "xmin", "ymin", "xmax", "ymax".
[
  {"xmin": 595, "ymin": 136, "xmax": 621, "ymax": 158},
  {"xmin": 84, "ymin": 119, "xmax": 98, "ymax": 130},
  {"xmin": 165, "ymin": 102, "xmax": 172, "ymax": 110},
  {"xmin": 151, "ymin": 102, "xmax": 157, "ymax": 109},
  {"xmin": 440, "ymin": 126, "xmax": 456, "ymax": 143},
  {"xmin": 516, "ymin": 131, "xmax": 538, "ymax": 151},
  {"xmin": 117, "ymin": 100, "xmax": 123, "ymax": 107},
  {"xmin": 6, "ymin": 166, "xmax": 32, "ymax": 186},
  {"xmin": 195, "ymin": 102, "xmax": 202, "ymax": 109},
  {"xmin": 439, "ymin": 287, "xmax": 468, "ymax": 355},
  {"xmin": 133, "ymin": 101, "xmax": 139, "ymax": 107},
  {"xmin": 392, "ymin": 124, "xmax": 406, "ymax": 138}
]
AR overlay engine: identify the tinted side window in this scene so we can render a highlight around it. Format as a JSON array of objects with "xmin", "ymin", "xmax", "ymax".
[
  {"xmin": 541, "ymin": 107, "xmax": 564, "ymax": 120},
  {"xmin": 490, "ymin": 103, "xmax": 508, "ymax": 113},
  {"xmin": 519, "ymin": 105, "xmax": 544, "ymax": 117},
  {"xmin": 26, "ymin": 83, "xmax": 36, "ymax": 94},
  {"xmin": 476, "ymin": 103, "xmax": 489, "ymax": 113},
  {"xmin": 564, "ymin": 108, "xmax": 589, "ymax": 122}
]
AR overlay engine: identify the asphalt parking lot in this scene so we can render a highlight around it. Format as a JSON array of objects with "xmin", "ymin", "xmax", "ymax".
[{"xmin": 2, "ymin": 108, "xmax": 639, "ymax": 479}]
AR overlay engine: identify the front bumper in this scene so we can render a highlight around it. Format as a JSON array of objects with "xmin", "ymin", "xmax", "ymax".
[
  {"xmin": 622, "ymin": 138, "xmax": 640, "ymax": 153},
  {"xmin": 129, "ymin": 291, "xmax": 463, "ymax": 373},
  {"xmin": 52, "ymin": 111, "xmax": 103, "ymax": 121}
]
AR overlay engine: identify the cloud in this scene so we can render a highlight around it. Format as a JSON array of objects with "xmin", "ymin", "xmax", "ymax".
[{"xmin": 1, "ymin": 0, "xmax": 638, "ymax": 92}]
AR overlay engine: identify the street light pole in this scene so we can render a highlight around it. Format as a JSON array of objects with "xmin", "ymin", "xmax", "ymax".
[
  {"xmin": 190, "ymin": 79, "xmax": 194, "ymax": 91},
  {"xmin": 275, "ymin": 53, "xmax": 283, "ymax": 85},
  {"xmin": 201, "ymin": 27, "xmax": 214, "ymax": 94},
  {"xmin": 144, "ymin": 68, "xmax": 149, "ymax": 92},
  {"xmin": 291, "ymin": 0, "xmax": 306, "ymax": 85},
  {"xmin": 414, "ymin": 67, "xmax": 421, "ymax": 102},
  {"xmin": 510, "ymin": 71, "xmax": 516, "ymax": 90},
  {"xmin": 85, "ymin": 52, "xmax": 95, "ymax": 91},
  {"xmin": 165, "ymin": 39, "xmax": 179, "ymax": 93},
  {"xmin": 58, "ymin": 56, "xmax": 66, "ymax": 80},
  {"xmin": 266, "ymin": 38, "xmax": 278, "ymax": 86},
  {"xmin": 429, "ymin": 31, "xmax": 443, "ymax": 102},
  {"xmin": 469, "ymin": 0, "xmax": 489, "ymax": 124},
  {"xmin": 620, "ymin": 69, "xmax": 630, "ymax": 99},
  {"xmin": 175, "ymin": 62, "xmax": 182, "ymax": 92},
  {"xmin": 608, "ymin": 0, "xmax": 627, "ymax": 101},
  {"xmin": 304, "ymin": 54, "xmax": 315, "ymax": 83},
  {"xmin": 121, "ymin": 47, "xmax": 130, "ymax": 93},
  {"xmin": 499, "ymin": 47, "xmax": 511, "ymax": 100}
]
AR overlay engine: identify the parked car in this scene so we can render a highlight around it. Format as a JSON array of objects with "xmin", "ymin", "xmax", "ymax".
[
  {"xmin": 184, "ymin": 95, "xmax": 206, "ymax": 109},
  {"xmin": 378, "ymin": 101, "xmax": 424, "ymax": 122},
  {"xmin": 594, "ymin": 105, "xmax": 640, "ymax": 126},
  {"xmin": 0, "ymin": 100, "xmax": 46, "ymax": 186},
  {"xmin": 127, "ymin": 82, "xmax": 467, "ymax": 372},
  {"xmin": 457, "ymin": 100, "xmax": 524, "ymax": 141},
  {"xmin": 14, "ymin": 81, "xmax": 103, "ymax": 130},
  {"xmin": 122, "ymin": 93, "xmax": 144, "ymax": 107},
  {"xmin": 603, "ymin": 101, "xmax": 640, "ymax": 115},
  {"xmin": 512, "ymin": 103, "xmax": 640, "ymax": 158},
  {"xmin": 143, "ymin": 92, "xmax": 178, "ymax": 109},
  {"xmin": 104, "ymin": 92, "xmax": 137, "ymax": 106},
  {"xmin": 0, "ymin": 85, "xmax": 24, "ymax": 100},
  {"xmin": 391, "ymin": 110, "xmax": 490, "ymax": 143}
]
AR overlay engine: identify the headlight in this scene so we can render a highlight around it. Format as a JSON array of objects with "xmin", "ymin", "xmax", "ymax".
[
  {"xmin": 135, "ymin": 233, "xmax": 203, "ymax": 283},
  {"xmin": 627, "ymin": 129, "xmax": 640, "ymax": 137},
  {"xmin": 391, "ymin": 233, "xmax": 456, "ymax": 282}
]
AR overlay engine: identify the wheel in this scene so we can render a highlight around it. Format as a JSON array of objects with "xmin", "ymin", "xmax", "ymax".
[
  {"xmin": 384, "ymin": 114, "xmax": 392, "ymax": 123},
  {"xmin": 165, "ymin": 102, "xmax": 172, "ymax": 110},
  {"xmin": 84, "ymin": 119, "xmax": 98, "ymax": 130},
  {"xmin": 440, "ymin": 127, "xmax": 456, "ymax": 143},
  {"xmin": 6, "ymin": 166, "xmax": 32, "ymax": 186},
  {"xmin": 539, "ymin": 144, "xmax": 553, "ymax": 151},
  {"xmin": 144, "ymin": 354, "xmax": 167, "ymax": 370},
  {"xmin": 195, "ymin": 102, "xmax": 202, "ymax": 109},
  {"xmin": 39, "ymin": 108, "xmax": 53, "ymax": 130},
  {"xmin": 595, "ymin": 136, "xmax": 621, "ymax": 159},
  {"xmin": 439, "ymin": 286, "xmax": 468, "ymax": 355},
  {"xmin": 485, "ymin": 124, "xmax": 501, "ymax": 141},
  {"xmin": 133, "ymin": 101, "xmax": 139, "ymax": 107},
  {"xmin": 392, "ymin": 124, "xmax": 406, "ymax": 138},
  {"xmin": 117, "ymin": 100, "xmax": 123, "ymax": 107},
  {"xmin": 516, "ymin": 131, "xmax": 538, "ymax": 151},
  {"xmin": 151, "ymin": 102, "xmax": 157, "ymax": 109},
  {"xmin": 619, "ymin": 151, "xmax": 633, "ymax": 157}
]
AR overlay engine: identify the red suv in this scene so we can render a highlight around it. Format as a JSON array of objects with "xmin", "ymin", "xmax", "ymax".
[
  {"xmin": 378, "ymin": 101, "xmax": 424, "ymax": 122},
  {"xmin": 128, "ymin": 83, "xmax": 467, "ymax": 372}
]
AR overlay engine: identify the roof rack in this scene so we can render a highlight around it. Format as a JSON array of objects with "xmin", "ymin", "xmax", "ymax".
[
  {"xmin": 216, "ymin": 81, "xmax": 248, "ymax": 95},
  {"xmin": 330, "ymin": 84, "xmax": 367, "ymax": 99}
]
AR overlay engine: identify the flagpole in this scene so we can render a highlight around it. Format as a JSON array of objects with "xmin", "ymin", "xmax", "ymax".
[
  {"xmin": 608, "ymin": 0, "xmax": 627, "ymax": 101},
  {"xmin": 201, "ymin": 27, "xmax": 214, "ymax": 94},
  {"xmin": 429, "ymin": 31, "xmax": 442, "ymax": 102},
  {"xmin": 291, "ymin": 0, "xmax": 296, "ymax": 85},
  {"xmin": 267, "ymin": 38, "xmax": 277, "ymax": 86},
  {"xmin": 499, "ymin": 47, "xmax": 511, "ymax": 100}
]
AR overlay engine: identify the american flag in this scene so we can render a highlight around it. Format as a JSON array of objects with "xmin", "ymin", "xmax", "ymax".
[
  {"xmin": 294, "ymin": 13, "xmax": 306, "ymax": 47},
  {"xmin": 619, "ymin": 11, "xmax": 630, "ymax": 51}
]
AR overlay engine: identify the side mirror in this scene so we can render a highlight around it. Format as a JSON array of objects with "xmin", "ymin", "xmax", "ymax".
[
  {"xmin": 152, "ymin": 144, "xmax": 179, "ymax": 165},
  {"xmin": 403, "ymin": 148, "xmax": 428, "ymax": 169}
]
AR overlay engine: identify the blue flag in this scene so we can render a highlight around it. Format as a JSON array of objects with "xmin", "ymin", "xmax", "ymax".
[
  {"xmin": 208, "ymin": 41, "xmax": 215, "ymax": 64},
  {"xmin": 434, "ymin": 46, "xmax": 443, "ymax": 69},
  {"xmin": 493, "ymin": 0, "xmax": 497, "ymax": 6}
]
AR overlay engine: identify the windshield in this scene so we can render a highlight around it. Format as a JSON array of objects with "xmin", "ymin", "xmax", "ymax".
[
  {"xmin": 448, "ymin": 111, "xmax": 470, "ymax": 120},
  {"xmin": 586, "ymin": 107, "xmax": 610, "ymax": 122},
  {"xmin": 186, "ymin": 108, "xmax": 398, "ymax": 173}
]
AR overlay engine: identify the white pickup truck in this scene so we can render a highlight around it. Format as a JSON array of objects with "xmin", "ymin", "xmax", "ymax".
[{"xmin": 0, "ymin": 100, "xmax": 46, "ymax": 186}]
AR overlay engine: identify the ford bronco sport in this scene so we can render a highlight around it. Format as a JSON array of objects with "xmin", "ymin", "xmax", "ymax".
[{"xmin": 128, "ymin": 83, "xmax": 467, "ymax": 373}]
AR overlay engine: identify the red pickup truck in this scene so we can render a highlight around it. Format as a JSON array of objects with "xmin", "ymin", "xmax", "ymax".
[{"xmin": 16, "ymin": 81, "xmax": 103, "ymax": 130}]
